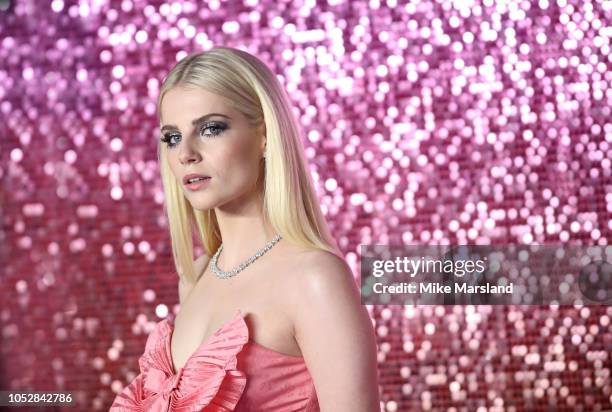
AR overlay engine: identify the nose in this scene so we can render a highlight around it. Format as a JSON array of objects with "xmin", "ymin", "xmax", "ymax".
[{"xmin": 178, "ymin": 136, "xmax": 202, "ymax": 165}]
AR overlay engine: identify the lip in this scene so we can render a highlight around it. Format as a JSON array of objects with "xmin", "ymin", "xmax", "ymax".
[
  {"xmin": 184, "ymin": 176, "xmax": 212, "ymax": 191},
  {"xmin": 183, "ymin": 173, "xmax": 211, "ymax": 185}
]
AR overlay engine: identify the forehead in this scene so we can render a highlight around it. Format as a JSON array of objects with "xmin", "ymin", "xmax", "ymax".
[{"xmin": 160, "ymin": 86, "xmax": 232, "ymax": 125}]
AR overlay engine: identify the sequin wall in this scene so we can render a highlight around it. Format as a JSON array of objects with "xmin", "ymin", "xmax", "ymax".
[{"xmin": 0, "ymin": 0, "xmax": 610, "ymax": 410}]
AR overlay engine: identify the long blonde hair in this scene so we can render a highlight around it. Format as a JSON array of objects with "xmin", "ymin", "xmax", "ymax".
[{"xmin": 157, "ymin": 46, "xmax": 342, "ymax": 284}]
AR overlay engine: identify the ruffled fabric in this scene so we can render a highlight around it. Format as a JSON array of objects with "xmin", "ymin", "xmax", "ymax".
[{"xmin": 110, "ymin": 309, "xmax": 248, "ymax": 412}]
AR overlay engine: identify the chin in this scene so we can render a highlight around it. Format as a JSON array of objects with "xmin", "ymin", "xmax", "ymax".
[
  {"xmin": 188, "ymin": 199, "xmax": 219, "ymax": 211},
  {"xmin": 182, "ymin": 192, "xmax": 217, "ymax": 211}
]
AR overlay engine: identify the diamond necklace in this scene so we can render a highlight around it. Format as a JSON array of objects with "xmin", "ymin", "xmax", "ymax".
[{"xmin": 210, "ymin": 234, "xmax": 282, "ymax": 279}]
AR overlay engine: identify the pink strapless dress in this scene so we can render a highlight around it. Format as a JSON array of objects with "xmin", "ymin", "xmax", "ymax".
[{"xmin": 110, "ymin": 309, "xmax": 319, "ymax": 411}]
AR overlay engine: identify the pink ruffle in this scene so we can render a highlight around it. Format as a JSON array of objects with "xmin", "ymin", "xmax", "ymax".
[{"xmin": 110, "ymin": 309, "xmax": 249, "ymax": 412}]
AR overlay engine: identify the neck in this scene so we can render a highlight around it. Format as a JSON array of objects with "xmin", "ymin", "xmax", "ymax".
[{"xmin": 213, "ymin": 193, "xmax": 278, "ymax": 269}]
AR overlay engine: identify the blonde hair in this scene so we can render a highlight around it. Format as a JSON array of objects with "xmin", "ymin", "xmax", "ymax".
[{"xmin": 157, "ymin": 46, "xmax": 342, "ymax": 285}]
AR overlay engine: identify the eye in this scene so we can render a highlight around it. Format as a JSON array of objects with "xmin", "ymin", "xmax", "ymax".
[
  {"xmin": 199, "ymin": 121, "xmax": 227, "ymax": 138},
  {"xmin": 160, "ymin": 122, "xmax": 227, "ymax": 149},
  {"xmin": 161, "ymin": 132, "xmax": 181, "ymax": 148}
]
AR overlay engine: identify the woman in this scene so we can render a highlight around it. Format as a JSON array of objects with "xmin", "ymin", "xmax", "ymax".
[{"xmin": 110, "ymin": 46, "xmax": 380, "ymax": 411}]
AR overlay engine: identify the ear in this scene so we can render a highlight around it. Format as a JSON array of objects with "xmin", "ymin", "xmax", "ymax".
[
  {"xmin": 256, "ymin": 122, "xmax": 267, "ymax": 157},
  {"xmin": 260, "ymin": 130, "xmax": 267, "ymax": 153},
  {"xmin": 260, "ymin": 137, "xmax": 267, "ymax": 160}
]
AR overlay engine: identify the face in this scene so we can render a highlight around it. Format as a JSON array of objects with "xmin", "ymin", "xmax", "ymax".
[{"xmin": 159, "ymin": 85, "xmax": 266, "ymax": 212}]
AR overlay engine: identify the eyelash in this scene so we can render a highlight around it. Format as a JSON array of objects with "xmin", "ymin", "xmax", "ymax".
[{"xmin": 160, "ymin": 122, "xmax": 227, "ymax": 148}]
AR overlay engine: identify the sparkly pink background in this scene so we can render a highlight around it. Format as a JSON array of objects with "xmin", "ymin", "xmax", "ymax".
[{"xmin": 1, "ymin": 0, "xmax": 610, "ymax": 411}]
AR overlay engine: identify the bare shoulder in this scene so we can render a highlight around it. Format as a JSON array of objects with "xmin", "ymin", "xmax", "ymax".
[
  {"xmin": 275, "ymin": 247, "xmax": 360, "ymax": 322},
  {"xmin": 286, "ymin": 248, "xmax": 358, "ymax": 297},
  {"xmin": 285, "ymin": 248, "xmax": 381, "ymax": 410},
  {"xmin": 178, "ymin": 254, "xmax": 210, "ymax": 304}
]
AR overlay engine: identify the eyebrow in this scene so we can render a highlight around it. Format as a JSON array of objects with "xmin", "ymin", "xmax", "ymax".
[{"xmin": 160, "ymin": 113, "xmax": 231, "ymax": 133}]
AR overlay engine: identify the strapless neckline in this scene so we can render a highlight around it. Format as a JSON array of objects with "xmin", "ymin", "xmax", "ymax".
[
  {"xmin": 166, "ymin": 308, "xmax": 303, "ymax": 373},
  {"xmin": 110, "ymin": 307, "xmax": 319, "ymax": 411}
]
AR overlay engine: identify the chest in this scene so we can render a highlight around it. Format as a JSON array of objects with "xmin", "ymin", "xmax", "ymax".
[{"xmin": 170, "ymin": 258, "xmax": 300, "ymax": 371}]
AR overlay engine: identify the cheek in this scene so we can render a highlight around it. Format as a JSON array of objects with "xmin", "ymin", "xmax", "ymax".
[
  {"xmin": 220, "ymin": 138, "xmax": 257, "ymax": 164},
  {"xmin": 217, "ymin": 142, "xmax": 260, "ymax": 179},
  {"xmin": 166, "ymin": 152, "xmax": 180, "ymax": 176},
  {"xmin": 165, "ymin": 152, "xmax": 185, "ymax": 184}
]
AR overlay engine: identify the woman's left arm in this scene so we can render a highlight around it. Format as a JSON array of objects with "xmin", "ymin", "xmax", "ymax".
[{"xmin": 289, "ymin": 252, "xmax": 381, "ymax": 412}]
